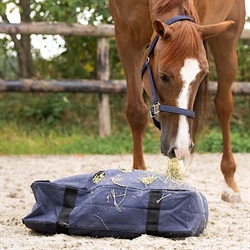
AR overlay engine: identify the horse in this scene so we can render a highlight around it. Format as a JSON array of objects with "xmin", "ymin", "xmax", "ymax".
[{"xmin": 108, "ymin": 0, "xmax": 246, "ymax": 203}]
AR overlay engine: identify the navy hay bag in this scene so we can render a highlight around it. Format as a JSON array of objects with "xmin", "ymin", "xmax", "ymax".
[{"xmin": 23, "ymin": 169, "xmax": 208, "ymax": 238}]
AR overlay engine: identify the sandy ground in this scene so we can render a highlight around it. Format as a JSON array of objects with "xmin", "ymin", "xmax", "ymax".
[{"xmin": 0, "ymin": 153, "xmax": 249, "ymax": 250}]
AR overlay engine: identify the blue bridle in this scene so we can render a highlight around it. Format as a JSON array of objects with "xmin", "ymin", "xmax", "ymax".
[{"xmin": 141, "ymin": 15, "xmax": 196, "ymax": 130}]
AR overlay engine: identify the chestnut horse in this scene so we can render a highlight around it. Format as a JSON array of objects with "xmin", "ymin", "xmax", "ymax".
[{"xmin": 109, "ymin": 0, "xmax": 245, "ymax": 202}]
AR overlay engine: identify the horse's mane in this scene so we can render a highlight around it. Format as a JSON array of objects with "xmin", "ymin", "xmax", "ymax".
[
  {"xmin": 153, "ymin": 0, "xmax": 201, "ymax": 67},
  {"xmin": 159, "ymin": 22, "xmax": 201, "ymax": 68},
  {"xmin": 152, "ymin": 0, "xmax": 200, "ymax": 23}
]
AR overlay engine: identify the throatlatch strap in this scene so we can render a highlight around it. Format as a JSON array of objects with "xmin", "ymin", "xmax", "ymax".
[
  {"xmin": 57, "ymin": 186, "xmax": 78, "ymax": 234},
  {"xmin": 146, "ymin": 190, "xmax": 162, "ymax": 235}
]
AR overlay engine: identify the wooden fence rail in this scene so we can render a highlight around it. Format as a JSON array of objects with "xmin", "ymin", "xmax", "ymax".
[
  {"xmin": 0, "ymin": 79, "xmax": 250, "ymax": 95},
  {"xmin": 0, "ymin": 22, "xmax": 249, "ymax": 137},
  {"xmin": 0, "ymin": 22, "xmax": 249, "ymax": 39},
  {"xmin": 0, "ymin": 22, "xmax": 115, "ymax": 37}
]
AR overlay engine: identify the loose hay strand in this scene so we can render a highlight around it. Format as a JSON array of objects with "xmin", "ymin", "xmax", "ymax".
[
  {"xmin": 111, "ymin": 176, "xmax": 128, "ymax": 187},
  {"xmin": 93, "ymin": 214, "xmax": 110, "ymax": 230},
  {"xmin": 156, "ymin": 194, "xmax": 172, "ymax": 204},
  {"xmin": 111, "ymin": 187, "xmax": 128, "ymax": 212}
]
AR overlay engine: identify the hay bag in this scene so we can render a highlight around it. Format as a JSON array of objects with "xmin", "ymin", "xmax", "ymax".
[{"xmin": 23, "ymin": 169, "xmax": 208, "ymax": 238}]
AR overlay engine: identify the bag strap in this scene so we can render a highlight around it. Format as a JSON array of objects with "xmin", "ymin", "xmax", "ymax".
[
  {"xmin": 57, "ymin": 186, "xmax": 78, "ymax": 234},
  {"xmin": 146, "ymin": 190, "xmax": 162, "ymax": 235}
]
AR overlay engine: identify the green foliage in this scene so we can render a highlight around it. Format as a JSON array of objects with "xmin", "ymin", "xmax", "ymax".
[
  {"xmin": 207, "ymin": 95, "xmax": 250, "ymax": 135},
  {"xmin": 0, "ymin": 3, "xmax": 249, "ymax": 155},
  {"xmin": 31, "ymin": 0, "xmax": 111, "ymax": 24},
  {"xmin": 33, "ymin": 36, "xmax": 123, "ymax": 80},
  {"xmin": 34, "ymin": 36, "xmax": 98, "ymax": 79},
  {"xmin": 0, "ymin": 38, "xmax": 18, "ymax": 79},
  {"xmin": 0, "ymin": 92, "xmax": 249, "ymax": 155},
  {"xmin": 32, "ymin": 0, "xmax": 82, "ymax": 24},
  {"xmin": 208, "ymin": 40, "xmax": 250, "ymax": 82},
  {"xmin": 231, "ymin": 96, "xmax": 250, "ymax": 133},
  {"xmin": 0, "ymin": 0, "xmax": 113, "ymax": 80},
  {"xmin": 0, "ymin": 1, "xmax": 7, "ymax": 15},
  {"xmin": 0, "ymin": 119, "xmax": 249, "ymax": 155},
  {"xmin": 196, "ymin": 132, "xmax": 250, "ymax": 153},
  {"xmin": 236, "ymin": 40, "xmax": 250, "ymax": 81},
  {"xmin": 0, "ymin": 92, "xmax": 98, "ymax": 129},
  {"xmin": 0, "ymin": 1, "xmax": 248, "ymax": 81},
  {"xmin": 22, "ymin": 94, "xmax": 71, "ymax": 125}
]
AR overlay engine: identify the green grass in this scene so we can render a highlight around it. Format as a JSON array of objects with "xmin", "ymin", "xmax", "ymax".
[
  {"xmin": 1, "ymin": 121, "xmax": 249, "ymax": 155},
  {"xmin": 0, "ymin": 93, "xmax": 249, "ymax": 155},
  {"xmin": 0, "ymin": 120, "xmax": 159, "ymax": 155}
]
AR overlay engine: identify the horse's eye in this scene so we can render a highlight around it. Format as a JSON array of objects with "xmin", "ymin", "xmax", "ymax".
[{"xmin": 160, "ymin": 74, "xmax": 171, "ymax": 83}]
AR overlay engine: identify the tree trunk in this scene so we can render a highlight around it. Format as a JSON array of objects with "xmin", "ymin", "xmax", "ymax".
[
  {"xmin": 19, "ymin": 0, "xmax": 35, "ymax": 78},
  {"xmin": 1, "ymin": 0, "xmax": 34, "ymax": 78}
]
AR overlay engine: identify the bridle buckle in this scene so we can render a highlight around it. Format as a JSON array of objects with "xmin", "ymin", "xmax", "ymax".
[{"xmin": 150, "ymin": 102, "xmax": 160, "ymax": 118}]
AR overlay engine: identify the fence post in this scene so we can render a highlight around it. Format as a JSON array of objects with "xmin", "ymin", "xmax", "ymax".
[{"xmin": 97, "ymin": 37, "xmax": 111, "ymax": 138}]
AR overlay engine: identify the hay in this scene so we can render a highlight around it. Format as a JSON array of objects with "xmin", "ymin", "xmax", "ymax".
[
  {"xmin": 140, "ymin": 176, "xmax": 156, "ymax": 185},
  {"xmin": 93, "ymin": 171, "xmax": 105, "ymax": 184},
  {"xmin": 93, "ymin": 214, "xmax": 110, "ymax": 230},
  {"xmin": 111, "ymin": 188, "xmax": 128, "ymax": 212},
  {"xmin": 111, "ymin": 176, "xmax": 128, "ymax": 187},
  {"xmin": 156, "ymin": 194, "xmax": 172, "ymax": 204},
  {"xmin": 166, "ymin": 158, "xmax": 185, "ymax": 179}
]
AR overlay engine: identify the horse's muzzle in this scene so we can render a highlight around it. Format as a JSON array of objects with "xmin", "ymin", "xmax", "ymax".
[{"xmin": 161, "ymin": 140, "xmax": 194, "ymax": 160}]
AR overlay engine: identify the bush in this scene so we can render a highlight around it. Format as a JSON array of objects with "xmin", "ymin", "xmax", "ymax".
[
  {"xmin": 0, "ymin": 92, "xmax": 249, "ymax": 155},
  {"xmin": 196, "ymin": 132, "xmax": 250, "ymax": 153}
]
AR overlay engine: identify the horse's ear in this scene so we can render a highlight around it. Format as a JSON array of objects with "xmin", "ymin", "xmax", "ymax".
[
  {"xmin": 197, "ymin": 20, "xmax": 235, "ymax": 39},
  {"xmin": 153, "ymin": 19, "xmax": 172, "ymax": 39}
]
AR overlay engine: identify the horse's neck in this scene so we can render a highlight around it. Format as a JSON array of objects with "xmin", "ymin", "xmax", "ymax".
[
  {"xmin": 193, "ymin": 0, "xmax": 235, "ymax": 25},
  {"xmin": 149, "ymin": 0, "xmax": 197, "ymax": 23}
]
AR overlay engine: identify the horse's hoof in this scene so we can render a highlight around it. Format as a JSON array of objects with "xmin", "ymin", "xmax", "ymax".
[{"xmin": 221, "ymin": 191, "xmax": 241, "ymax": 203}]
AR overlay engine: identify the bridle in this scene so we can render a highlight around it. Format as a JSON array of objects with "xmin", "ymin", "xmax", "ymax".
[{"xmin": 141, "ymin": 15, "xmax": 196, "ymax": 130}]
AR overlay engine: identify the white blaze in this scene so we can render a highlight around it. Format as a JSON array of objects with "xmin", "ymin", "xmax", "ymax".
[{"xmin": 175, "ymin": 58, "xmax": 201, "ymax": 159}]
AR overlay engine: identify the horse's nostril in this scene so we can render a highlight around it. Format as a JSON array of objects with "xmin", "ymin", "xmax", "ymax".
[{"xmin": 168, "ymin": 147, "xmax": 176, "ymax": 158}]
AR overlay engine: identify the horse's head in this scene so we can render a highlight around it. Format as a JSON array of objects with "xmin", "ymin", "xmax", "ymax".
[{"xmin": 142, "ymin": 17, "xmax": 233, "ymax": 161}]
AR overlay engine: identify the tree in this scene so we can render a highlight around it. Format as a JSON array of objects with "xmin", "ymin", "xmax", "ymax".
[
  {"xmin": 0, "ymin": 0, "xmax": 114, "ymax": 80},
  {"xmin": 0, "ymin": 0, "xmax": 34, "ymax": 78}
]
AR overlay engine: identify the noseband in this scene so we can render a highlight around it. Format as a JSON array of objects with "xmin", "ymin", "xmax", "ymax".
[{"xmin": 141, "ymin": 15, "xmax": 196, "ymax": 130}]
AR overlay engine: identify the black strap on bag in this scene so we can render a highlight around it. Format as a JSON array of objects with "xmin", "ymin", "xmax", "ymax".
[
  {"xmin": 146, "ymin": 190, "xmax": 162, "ymax": 236},
  {"xmin": 57, "ymin": 186, "xmax": 78, "ymax": 234}
]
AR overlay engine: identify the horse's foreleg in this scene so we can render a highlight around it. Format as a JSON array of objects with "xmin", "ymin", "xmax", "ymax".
[
  {"xmin": 208, "ymin": 39, "xmax": 241, "ymax": 203},
  {"xmin": 109, "ymin": 0, "xmax": 153, "ymax": 170},
  {"xmin": 115, "ymin": 36, "xmax": 149, "ymax": 170},
  {"xmin": 126, "ymin": 90, "xmax": 148, "ymax": 170},
  {"xmin": 125, "ymin": 60, "xmax": 148, "ymax": 170}
]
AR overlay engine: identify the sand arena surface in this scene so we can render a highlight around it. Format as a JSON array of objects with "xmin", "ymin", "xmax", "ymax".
[{"xmin": 0, "ymin": 153, "xmax": 249, "ymax": 249}]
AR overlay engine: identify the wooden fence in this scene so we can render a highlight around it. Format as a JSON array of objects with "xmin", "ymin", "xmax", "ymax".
[
  {"xmin": 0, "ymin": 22, "xmax": 249, "ymax": 137},
  {"xmin": 1, "ymin": 79, "xmax": 250, "ymax": 95},
  {"xmin": 0, "ymin": 22, "xmax": 249, "ymax": 38}
]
